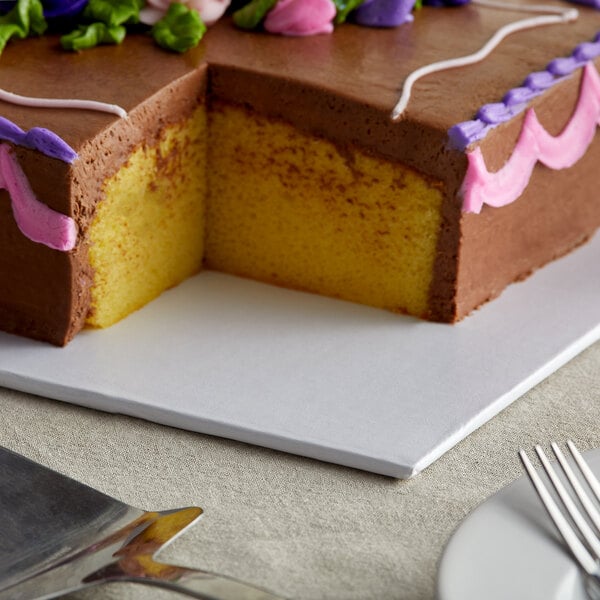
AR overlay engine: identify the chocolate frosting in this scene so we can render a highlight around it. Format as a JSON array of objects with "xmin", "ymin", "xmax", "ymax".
[{"xmin": 0, "ymin": 5, "xmax": 599, "ymax": 342}]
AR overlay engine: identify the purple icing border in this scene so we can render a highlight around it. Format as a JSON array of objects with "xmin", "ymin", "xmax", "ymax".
[
  {"xmin": 0, "ymin": 116, "xmax": 77, "ymax": 163},
  {"xmin": 448, "ymin": 30, "xmax": 600, "ymax": 150}
]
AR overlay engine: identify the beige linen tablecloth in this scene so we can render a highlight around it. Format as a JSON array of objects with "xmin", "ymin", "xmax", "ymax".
[{"xmin": 1, "ymin": 340, "xmax": 599, "ymax": 600}]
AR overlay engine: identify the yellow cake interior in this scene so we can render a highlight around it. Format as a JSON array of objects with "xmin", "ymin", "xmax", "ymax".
[
  {"xmin": 206, "ymin": 103, "xmax": 444, "ymax": 318},
  {"xmin": 87, "ymin": 100, "xmax": 445, "ymax": 328},
  {"xmin": 87, "ymin": 106, "xmax": 206, "ymax": 328}
]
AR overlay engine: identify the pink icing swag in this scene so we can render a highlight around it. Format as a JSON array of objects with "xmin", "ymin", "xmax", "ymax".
[
  {"xmin": 0, "ymin": 144, "xmax": 77, "ymax": 251},
  {"xmin": 264, "ymin": 0, "xmax": 336, "ymax": 36},
  {"xmin": 462, "ymin": 62, "xmax": 600, "ymax": 214}
]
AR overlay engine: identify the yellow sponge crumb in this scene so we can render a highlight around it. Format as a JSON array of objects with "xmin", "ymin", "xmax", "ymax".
[
  {"xmin": 87, "ymin": 106, "xmax": 206, "ymax": 328},
  {"xmin": 205, "ymin": 103, "xmax": 444, "ymax": 318}
]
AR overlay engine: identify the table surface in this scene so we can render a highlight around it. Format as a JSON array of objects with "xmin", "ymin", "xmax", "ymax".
[{"xmin": 1, "ymin": 339, "xmax": 599, "ymax": 600}]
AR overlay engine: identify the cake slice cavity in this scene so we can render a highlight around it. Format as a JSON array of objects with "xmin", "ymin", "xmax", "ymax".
[{"xmin": 205, "ymin": 102, "xmax": 444, "ymax": 319}]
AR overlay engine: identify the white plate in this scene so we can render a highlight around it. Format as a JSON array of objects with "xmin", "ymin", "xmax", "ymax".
[
  {"xmin": 0, "ymin": 234, "xmax": 599, "ymax": 479},
  {"xmin": 437, "ymin": 448, "xmax": 600, "ymax": 600}
]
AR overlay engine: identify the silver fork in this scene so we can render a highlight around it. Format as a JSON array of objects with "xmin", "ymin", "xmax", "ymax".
[{"xmin": 520, "ymin": 441, "xmax": 600, "ymax": 600}]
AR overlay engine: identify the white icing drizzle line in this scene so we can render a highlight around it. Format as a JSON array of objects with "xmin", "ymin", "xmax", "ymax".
[
  {"xmin": 391, "ymin": 1, "xmax": 579, "ymax": 120},
  {"xmin": 0, "ymin": 87, "xmax": 128, "ymax": 119}
]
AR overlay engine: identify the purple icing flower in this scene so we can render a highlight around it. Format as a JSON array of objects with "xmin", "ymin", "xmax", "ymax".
[
  {"xmin": 0, "ymin": 0, "xmax": 88, "ymax": 17},
  {"xmin": 422, "ymin": 0, "xmax": 470, "ymax": 6},
  {"xmin": 42, "ymin": 0, "xmax": 88, "ymax": 18},
  {"xmin": 352, "ymin": 0, "xmax": 416, "ymax": 26}
]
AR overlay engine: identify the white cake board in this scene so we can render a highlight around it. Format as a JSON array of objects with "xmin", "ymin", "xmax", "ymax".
[{"xmin": 0, "ymin": 234, "xmax": 599, "ymax": 479}]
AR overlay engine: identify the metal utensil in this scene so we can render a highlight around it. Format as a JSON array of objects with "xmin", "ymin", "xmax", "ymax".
[
  {"xmin": 520, "ymin": 441, "xmax": 600, "ymax": 600},
  {"xmin": 0, "ymin": 445, "xmax": 285, "ymax": 600}
]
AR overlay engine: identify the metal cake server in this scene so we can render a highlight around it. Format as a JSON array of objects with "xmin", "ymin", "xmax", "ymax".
[{"xmin": 0, "ymin": 446, "xmax": 285, "ymax": 600}]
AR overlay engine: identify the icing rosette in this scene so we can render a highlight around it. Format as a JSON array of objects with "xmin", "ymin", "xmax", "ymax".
[
  {"xmin": 263, "ymin": 0, "xmax": 336, "ymax": 36},
  {"xmin": 140, "ymin": 0, "xmax": 231, "ymax": 26},
  {"xmin": 352, "ymin": 0, "xmax": 417, "ymax": 26},
  {"xmin": 0, "ymin": 0, "xmax": 597, "ymax": 52}
]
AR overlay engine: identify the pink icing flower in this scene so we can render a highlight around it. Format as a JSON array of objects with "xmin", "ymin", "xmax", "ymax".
[
  {"xmin": 187, "ymin": 0, "xmax": 231, "ymax": 24},
  {"xmin": 140, "ymin": 0, "xmax": 231, "ymax": 25},
  {"xmin": 264, "ymin": 0, "xmax": 336, "ymax": 36}
]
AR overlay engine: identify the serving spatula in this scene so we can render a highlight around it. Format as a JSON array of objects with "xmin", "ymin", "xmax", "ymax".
[{"xmin": 0, "ymin": 445, "xmax": 285, "ymax": 600}]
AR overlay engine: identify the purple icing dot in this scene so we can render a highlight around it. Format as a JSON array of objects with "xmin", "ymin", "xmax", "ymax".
[
  {"xmin": 524, "ymin": 70, "xmax": 556, "ymax": 91},
  {"xmin": 448, "ymin": 119, "xmax": 487, "ymax": 149},
  {"xmin": 476, "ymin": 102, "xmax": 515, "ymax": 125},
  {"xmin": 547, "ymin": 56, "xmax": 580, "ymax": 76},
  {"xmin": 573, "ymin": 42, "xmax": 600, "ymax": 62},
  {"xmin": 503, "ymin": 86, "xmax": 536, "ymax": 107},
  {"xmin": 352, "ymin": 0, "xmax": 416, "ymax": 26}
]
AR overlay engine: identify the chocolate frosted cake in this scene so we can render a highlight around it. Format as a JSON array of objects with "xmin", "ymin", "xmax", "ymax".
[{"xmin": 0, "ymin": 0, "xmax": 599, "ymax": 345}]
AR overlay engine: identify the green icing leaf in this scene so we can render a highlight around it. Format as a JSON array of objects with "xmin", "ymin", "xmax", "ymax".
[
  {"xmin": 60, "ymin": 22, "xmax": 126, "ymax": 51},
  {"xmin": 152, "ymin": 3, "xmax": 206, "ymax": 53},
  {"xmin": 61, "ymin": 0, "xmax": 143, "ymax": 52},
  {"xmin": 332, "ymin": 0, "xmax": 365, "ymax": 24},
  {"xmin": 83, "ymin": 0, "xmax": 145, "ymax": 27},
  {"xmin": 22, "ymin": 0, "xmax": 46, "ymax": 35},
  {"xmin": 232, "ymin": 0, "xmax": 278, "ymax": 30},
  {"xmin": 0, "ymin": 0, "xmax": 47, "ymax": 54}
]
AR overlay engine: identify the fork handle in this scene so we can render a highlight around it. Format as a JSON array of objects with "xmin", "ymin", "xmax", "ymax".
[{"xmin": 128, "ymin": 566, "xmax": 286, "ymax": 600}]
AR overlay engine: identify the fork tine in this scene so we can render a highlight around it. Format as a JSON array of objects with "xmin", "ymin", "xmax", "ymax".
[
  {"xmin": 568, "ymin": 440, "xmax": 600, "ymax": 504},
  {"xmin": 535, "ymin": 445, "xmax": 600, "ymax": 560},
  {"xmin": 552, "ymin": 442, "xmax": 600, "ymax": 534},
  {"xmin": 519, "ymin": 448, "xmax": 598, "ymax": 575}
]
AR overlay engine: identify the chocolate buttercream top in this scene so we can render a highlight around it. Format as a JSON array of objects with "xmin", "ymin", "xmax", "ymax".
[{"xmin": 0, "ymin": 4, "xmax": 599, "ymax": 182}]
